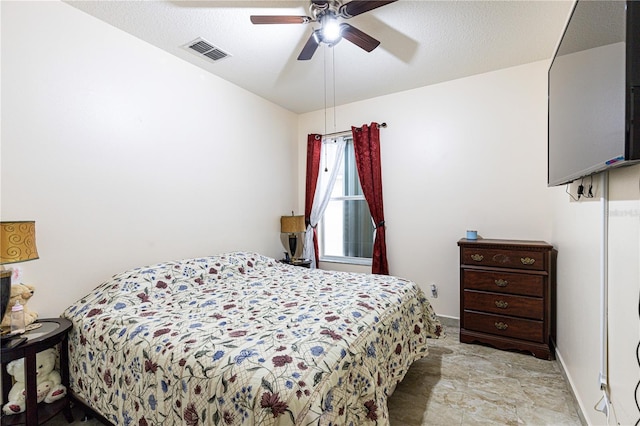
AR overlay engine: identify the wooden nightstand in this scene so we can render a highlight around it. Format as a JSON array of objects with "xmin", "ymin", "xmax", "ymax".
[
  {"xmin": 1, "ymin": 318, "xmax": 73, "ymax": 425},
  {"xmin": 458, "ymin": 239, "xmax": 557, "ymax": 360},
  {"xmin": 280, "ymin": 258, "xmax": 312, "ymax": 268}
]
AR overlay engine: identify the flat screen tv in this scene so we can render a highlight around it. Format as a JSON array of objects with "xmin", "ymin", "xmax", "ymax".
[{"xmin": 548, "ymin": 0, "xmax": 640, "ymax": 187}]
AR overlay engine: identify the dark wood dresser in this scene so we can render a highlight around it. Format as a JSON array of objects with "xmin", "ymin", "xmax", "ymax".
[{"xmin": 458, "ymin": 238, "xmax": 557, "ymax": 359}]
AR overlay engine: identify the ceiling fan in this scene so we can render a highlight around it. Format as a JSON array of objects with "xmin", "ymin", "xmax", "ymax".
[{"xmin": 250, "ymin": 0, "xmax": 398, "ymax": 60}]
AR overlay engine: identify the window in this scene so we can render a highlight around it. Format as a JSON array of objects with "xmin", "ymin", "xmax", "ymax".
[{"xmin": 319, "ymin": 137, "xmax": 374, "ymax": 264}]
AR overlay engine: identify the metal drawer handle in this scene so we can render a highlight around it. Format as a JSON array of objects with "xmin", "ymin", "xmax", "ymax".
[
  {"xmin": 494, "ymin": 322, "xmax": 509, "ymax": 330},
  {"xmin": 495, "ymin": 279, "xmax": 508, "ymax": 287},
  {"xmin": 471, "ymin": 254, "xmax": 484, "ymax": 261},
  {"xmin": 495, "ymin": 300, "xmax": 509, "ymax": 309},
  {"xmin": 521, "ymin": 257, "xmax": 535, "ymax": 265}
]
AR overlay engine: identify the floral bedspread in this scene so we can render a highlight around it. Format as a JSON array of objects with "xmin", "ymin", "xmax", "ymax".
[{"xmin": 62, "ymin": 252, "xmax": 442, "ymax": 425}]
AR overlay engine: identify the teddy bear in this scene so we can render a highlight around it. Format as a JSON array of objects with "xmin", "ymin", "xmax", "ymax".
[
  {"xmin": 2, "ymin": 348, "xmax": 67, "ymax": 415},
  {"xmin": 1, "ymin": 283, "xmax": 38, "ymax": 328}
]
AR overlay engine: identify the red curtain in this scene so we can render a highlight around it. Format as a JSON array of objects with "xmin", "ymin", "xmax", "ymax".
[
  {"xmin": 351, "ymin": 123, "xmax": 389, "ymax": 275},
  {"xmin": 305, "ymin": 134, "xmax": 322, "ymax": 265}
]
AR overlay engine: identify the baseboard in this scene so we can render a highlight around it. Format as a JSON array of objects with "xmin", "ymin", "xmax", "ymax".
[
  {"xmin": 554, "ymin": 347, "xmax": 588, "ymax": 425},
  {"xmin": 435, "ymin": 314, "xmax": 459, "ymax": 327},
  {"xmin": 435, "ymin": 314, "xmax": 459, "ymax": 320}
]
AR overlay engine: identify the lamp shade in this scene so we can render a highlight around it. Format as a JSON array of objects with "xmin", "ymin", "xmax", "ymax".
[
  {"xmin": 0, "ymin": 221, "xmax": 39, "ymax": 264},
  {"xmin": 281, "ymin": 215, "xmax": 305, "ymax": 233}
]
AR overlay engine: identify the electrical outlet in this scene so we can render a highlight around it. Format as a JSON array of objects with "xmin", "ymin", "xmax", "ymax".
[{"xmin": 430, "ymin": 284, "xmax": 438, "ymax": 298}]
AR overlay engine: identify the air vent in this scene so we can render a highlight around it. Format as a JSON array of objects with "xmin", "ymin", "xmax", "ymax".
[{"xmin": 183, "ymin": 38, "xmax": 231, "ymax": 63}]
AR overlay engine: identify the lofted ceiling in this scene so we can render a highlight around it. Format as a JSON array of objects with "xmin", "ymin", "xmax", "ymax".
[{"xmin": 64, "ymin": 0, "xmax": 574, "ymax": 114}]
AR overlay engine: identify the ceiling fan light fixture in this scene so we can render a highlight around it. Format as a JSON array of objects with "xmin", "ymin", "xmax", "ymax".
[
  {"xmin": 321, "ymin": 16, "xmax": 342, "ymax": 43},
  {"xmin": 250, "ymin": 0, "xmax": 398, "ymax": 60}
]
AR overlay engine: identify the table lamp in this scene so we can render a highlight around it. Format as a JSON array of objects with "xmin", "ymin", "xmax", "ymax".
[
  {"xmin": 0, "ymin": 221, "xmax": 39, "ymax": 324},
  {"xmin": 280, "ymin": 213, "xmax": 305, "ymax": 261}
]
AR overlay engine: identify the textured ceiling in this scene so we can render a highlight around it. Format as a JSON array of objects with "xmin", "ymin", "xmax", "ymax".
[{"xmin": 65, "ymin": 0, "xmax": 574, "ymax": 114}]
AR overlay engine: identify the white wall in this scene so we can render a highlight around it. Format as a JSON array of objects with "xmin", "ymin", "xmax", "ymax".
[
  {"xmin": 298, "ymin": 60, "xmax": 553, "ymax": 317},
  {"xmin": 607, "ymin": 165, "xmax": 640, "ymax": 425},
  {"xmin": 1, "ymin": 1, "xmax": 299, "ymax": 318},
  {"xmin": 550, "ymin": 164, "xmax": 640, "ymax": 425}
]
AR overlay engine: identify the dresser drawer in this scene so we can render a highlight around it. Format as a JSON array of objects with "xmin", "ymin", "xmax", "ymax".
[
  {"xmin": 463, "ymin": 290, "xmax": 543, "ymax": 320},
  {"xmin": 461, "ymin": 247, "xmax": 545, "ymax": 271},
  {"xmin": 463, "ymin": 311, "xmax": 544, "ymax": 343},
  {"xmin": 462, "ymin": 270, "xmax": 544, "ymax": 297}
]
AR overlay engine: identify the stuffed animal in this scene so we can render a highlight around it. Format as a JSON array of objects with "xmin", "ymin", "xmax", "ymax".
[
  {"xmin": 2, "ymin": 348, "xmax": 67, "ymax": 415},
  {"xmin": 1, "ymin": 283, "xmax": 38, "ymax": 328}
]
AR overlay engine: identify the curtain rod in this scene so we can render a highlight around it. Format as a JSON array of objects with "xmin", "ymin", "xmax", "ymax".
[{"xmin": 321, "ymin": 122, "xmax": 387, "ymax": 138}]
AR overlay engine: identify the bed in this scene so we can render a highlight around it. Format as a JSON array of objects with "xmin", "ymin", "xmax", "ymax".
[{"xmin": 62, "ymin": 252, "xmax": 442, "ymax": 425}]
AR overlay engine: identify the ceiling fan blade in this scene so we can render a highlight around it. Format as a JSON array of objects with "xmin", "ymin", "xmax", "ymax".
[
  {"xmin": 250, "ymin": 15, "xmax": 312, "ymax": 24},
  {"xmin": 340, "ymin": 23, "xmax": 380, "ymax": 52},
  {"xmin": 298, "ymin": 33, "xmax": 320, "ymax": 60},
  {"xmin": 340, "ymin": 0, "xmax": 398, "ymax": 18}
]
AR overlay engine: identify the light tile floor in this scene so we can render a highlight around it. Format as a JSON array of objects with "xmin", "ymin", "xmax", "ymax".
[
  {"xmin": 386, "ymin": 318, "xmax": 584, "ymax": 425},
  {"xmin": 44, "ymin": 318, "xmax": 583, "ymax": 426}
]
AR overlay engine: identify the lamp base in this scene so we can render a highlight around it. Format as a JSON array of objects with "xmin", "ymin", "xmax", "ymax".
[
  {"xmin": 288, "ymin": 234, "xmax": 298, "ymax": 259},
  {"xmin": 280, "ymin": 232, "xmax": 304, "ymax": 260},
  {"xmin": 1, "ymin": 269, "xmax": 11, "ymax": 325}
]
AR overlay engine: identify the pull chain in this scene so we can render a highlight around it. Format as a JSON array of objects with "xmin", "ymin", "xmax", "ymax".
[
  {"xmin": 323, "ymin": 45, "xmax": 328, "ymax": 172},
  {"xmin": 332, "ymin": 46, "xmax": 336, "ymax": 135}
]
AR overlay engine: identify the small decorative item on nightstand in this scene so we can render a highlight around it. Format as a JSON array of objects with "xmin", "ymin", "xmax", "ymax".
[{"xmin": 10, "ymin": 302, "xmax": 25, "ymax": 335}]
